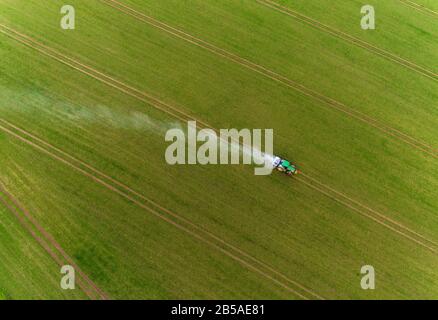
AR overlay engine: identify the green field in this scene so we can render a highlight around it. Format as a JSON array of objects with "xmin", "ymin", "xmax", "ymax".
[{"xmin": 0, "ymin": 0, "xmax": 437, "ymax": 299}]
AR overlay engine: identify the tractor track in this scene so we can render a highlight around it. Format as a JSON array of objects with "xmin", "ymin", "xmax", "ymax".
[
  {"xmin": 0, "ymin": 24, "xmax": 436, "ymax": 254},
  {"xmin": 104, "ymin": 0, "xmax": 438, "ymax": 81},
  {"xmin": 256, "ymin": 0, "xmax": 437, "ymax": 79},
  {"xmin": 0, "ymin": 181, "xmax": 107, "ymax": 300},
  {"xmin": 296, "ymin": 175, "xmax": 438, "ymax": 254},
  {"xmin": 99, "ymin": 0, "xmax": 437, "ymax": 158},
  {"xmin": 0, "ymin": 24, "xmax": 201, "ymax": 128},
  {"xmin": 1, "ymin": 22, "xmax": 436, "ymax": 159},
  {"xmin": 301, "ymin": 173, "xmax": 438, "ymax": 249},
  {"xmin": 398, "ymin": 0, "xmax": 438, "ymax": 18},
  {"xmin": 0, "ymin": 119, "xmax": 319, "ymax": 300}
]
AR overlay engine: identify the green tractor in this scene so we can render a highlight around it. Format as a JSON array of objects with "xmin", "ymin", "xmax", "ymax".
[{"xmin": 272, "ymin": 156, "xmax": 300, "ymax": 176}]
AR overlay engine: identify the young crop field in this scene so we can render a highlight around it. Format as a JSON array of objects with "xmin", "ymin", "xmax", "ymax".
[{"xmin": 0, "ymin": 0, "xmax": 437, "ymax": 300}]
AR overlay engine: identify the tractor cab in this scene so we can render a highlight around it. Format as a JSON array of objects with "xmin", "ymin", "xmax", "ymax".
[{"xmin": 272, "ymin": 156, "xmax": 299, "ymax": 175}]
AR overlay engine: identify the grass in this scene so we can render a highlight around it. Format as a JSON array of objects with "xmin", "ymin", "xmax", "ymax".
[
  {"xmin": 0, "ymin": 0, "xmax": 437, "ymax": 299},
  {"xmin": 0, "ymin": 192, "xmax": 87, "ymax": 299},
  {"xmin": 0, "ymin": 134, "xmax": 300, "ymax": 299},
  {"xmin": 121, "ymin": 0, "xmax": 438, "ymax": 143},
  {"xmin": 273, "ymin": 0, "xmax": 438, "ymax": 67}
]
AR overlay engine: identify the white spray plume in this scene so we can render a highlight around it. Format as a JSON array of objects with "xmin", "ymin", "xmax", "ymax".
[
  {"xmin": 204, "ymin": 129, "xmax": 275, "ymax": 166},
  {"xmin": 0, "ymin": 87, "xmax": 181, "ymax": 135}
]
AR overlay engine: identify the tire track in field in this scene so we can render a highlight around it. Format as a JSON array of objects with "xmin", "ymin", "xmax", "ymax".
[
  {"xmin": 0, "ymin": 24, "xmax": 203, "ymax": 129},
  {"xmin": 398, "ymin": 0, "xmax": 438, "ymax": 18},
  {"xmin": 296, "ymin": 177, "xmax": 437, "ymax": 254},
  {"xmin": 0, "ymin": 182, "xmax": 106, "ymax": 300},
  {"xmin": 1, "ymin": 24, "xmax": 436, "ymax": 256},
  {"xmin": 100, "ymin": 0, "xmax": 438, "ymax": 158},
  {"xmin": 0, "ymin": 182, "xmax": 109, "ymax": 300},
  {"xmin": 2, "ymin": 22, "xmax": 436, "ymax": 159},
  {"xmin": 301, "ymin": 173, "xmax": 438, "ymax": 249},
  {"xmin": 0, "ymin": 121, "xmax": 318, "ymax": 300},
  {"xmin": 256, "ymin": 0, "xmax": 438, "ymax": 78},
  {"xmin": 296, "ymin": 175, "xmax": 438, "ymax": 254}
]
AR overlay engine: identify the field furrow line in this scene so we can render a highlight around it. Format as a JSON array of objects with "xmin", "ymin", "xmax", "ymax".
[
  {"xmin": 0, "ymin": 182, "xmax": 109, "ymax": 300},
  {"xmin": 0, "ymin": 24, "xmax": 201, "ymax": 128},
  {"xmin": 257, "ymin": 0, "xmax": 437, "ymax": 78},
  {"xmin": 301, "ymin": 173, "xmax": 438, "ymax": 249},
  {"xmin": 2, "ymin": 22, "xmax": 436, "ymax": 158},
  {"xmin": 398, "ymin": 0, "xmax": 438, "ymax": 17},
  {"xmin": 0, "ymin": 183, "xmax": 104, "ymax": 300},
  {"xmin": 99, "ymin": 0, "xmax": 437, "ymax": 158},
  {"xmin": 296, "ymin": 176, "xmax": 438, "ymax": 254}
]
